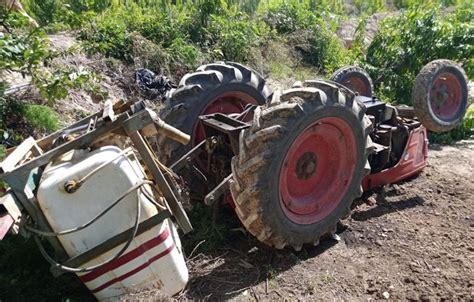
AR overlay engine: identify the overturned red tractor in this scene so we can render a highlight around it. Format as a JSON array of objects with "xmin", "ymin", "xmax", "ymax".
[
  {"xmin": 0, "ymin": 59, "xmax": 468, "ymax": 298},
  {"xmin": 157, "ymin": 59, "xmax": 469, "ymax": 250}
]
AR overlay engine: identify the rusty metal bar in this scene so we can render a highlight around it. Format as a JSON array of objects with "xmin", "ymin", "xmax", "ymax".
[
  {"xmin": 6, "ymin": 101, "xmax": 131, "ymax": 156},
  {"xmin": 1, "ymin": 114, "xmax": 129, "ymax": 180},
  {"xmin": 125, "ymin": 130, "xmax": 192, "ymax": 234},
  {"xmin": 204, "ymin": 174, "xmax": 233, "ymax": 206},
  {"xmin": 169, "ymin": 138, "xmax": 208, "ymax": 171}
]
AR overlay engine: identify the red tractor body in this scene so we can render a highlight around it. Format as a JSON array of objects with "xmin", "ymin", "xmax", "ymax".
[
  {"xmin": 158, "ymin": 60, "xmax": 468, "ymax": 250},
  {"xmin": 363, "ymin": 126, "xmax": 428, "ymax": 190}
]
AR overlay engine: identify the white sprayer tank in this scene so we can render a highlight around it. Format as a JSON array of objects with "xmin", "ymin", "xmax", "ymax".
[{"xmin": 36, "ymin": 146, "xmax": 188, "ymax": 300}]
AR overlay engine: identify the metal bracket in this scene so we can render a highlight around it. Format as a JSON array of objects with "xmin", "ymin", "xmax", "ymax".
[
  {"xmin": 204, "ymin": 174, "xmax": 233, "ymax": 206},
  {"xmin": 102, "ymin": 100, "xmax": 116, "ymax": 122},
  {"xmin": 199, "ymin": 113, "xmax": 250, "ymax": 155},
  {"xmin": 125, "ymin": 128, "xmax": 193, "ymax": 234},
  {"xmin": 169, "ymin": 138, "xmax": 208, "ymax": 172}
]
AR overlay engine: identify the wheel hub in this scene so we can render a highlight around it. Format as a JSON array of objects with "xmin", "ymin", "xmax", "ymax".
[
  {"xmin": 434, "ymin": 86, "xmax": 449, "ymax": 105},
  {"xmin": 344, "ymin": 76, "xmax": 370, "ymax": 96},
  {"xmin": 430, "ymin": 73, "xmax": 462, "ymax": 121},
  {"xmin": 295, "ymin": 152, "xmax": 317, "ymax": 180}
]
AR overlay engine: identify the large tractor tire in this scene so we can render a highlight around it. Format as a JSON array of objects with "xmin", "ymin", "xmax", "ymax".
[
  {"xmin": 230, "ymin": 81, "xmax": 374, "ymax": 250},
  {"xmin": 330, "ymin": 66, "xmax": 374, "ymax": 97},
  {"xmin": 412, "ymin": 59, "xmax": 469, "ymax": 133},
  {"xmin": 157, "ymin": 62, "xmax": 271, "ymax": 165}
]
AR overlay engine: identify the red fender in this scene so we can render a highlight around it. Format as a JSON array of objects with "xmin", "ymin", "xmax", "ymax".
[{"xmin": 363, "ymin": 126, "xmax": 428, "ymax": 190}]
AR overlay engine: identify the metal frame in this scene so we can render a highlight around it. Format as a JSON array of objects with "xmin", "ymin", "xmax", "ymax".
[
  {"xmin": 0, "ymin": 101, "xmax": 192, "ymax": 263},
  {"xmin": 167, "ymin": 112, "xmax": 252, "ymax": 205}
]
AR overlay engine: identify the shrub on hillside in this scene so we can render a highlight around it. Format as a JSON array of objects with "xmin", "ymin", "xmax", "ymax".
[
  {"xmin": 0, "ymin": 8, "xmax": 94, "ymax": 141},
  {"xmin": 18, "ymin": 103, "xmax": 59, "ymax": 132},
  {"xmin": 289, "ymin": 27, "xmax": 349, "ymax": 75},
  {"xmin": 205, "ymin": 12, "xmax": 262, "ymax": 61},
  {"xmin": 364, "ymin": 4, "xmax": 473, "ymax": 103},
  {"xmin": 79, "ymin": 14, "xmax": 132, "ymax": 61},
  {"xmin": 263, "ymin": 1, "xmax": 316, "ymax": 34},
  {"xmin": 78, "ymin": 2, "xmax": 266, "ymax": 68}
]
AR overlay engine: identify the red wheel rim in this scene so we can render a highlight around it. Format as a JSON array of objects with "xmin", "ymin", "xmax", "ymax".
[
  {"xmin": 193, "ymin": 92, "xmax": 258, "ymax": 146},
  {"xmin": 279, "ymin": 117, "xmax": 357, "ymax": 224},
  {"xmin": 430, "ymin": 72, "xmax": 463, "ymax": 121},
  {"xmin": 194, "ymin": 92, "xmax": 257, "ymax": 205},
  {"xmin": 342, "ymin": 76, "xmax": 370, "ymax": 96}
]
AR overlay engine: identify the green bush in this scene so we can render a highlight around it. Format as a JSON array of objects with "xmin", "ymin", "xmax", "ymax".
[
  {"xmin": 0, "ymin": 15, "xmax": 50, "ymax": 73},
  {"xmin": 138, "ymin": 6, "xmax": 196, "ymax": 48},
  {"xmin": 23, "ymin": 0, "xmax": 111, "ymax": 28},
  {"xmin": 0, "ymin": 6, "xmax": 96, "ymax": 153},
  {"xmin": 205, "ymin": 12, "xmax": 262, "ymax": 61},
  {"xmin": 79, "ymin": 14, "xmax": 132, "ymax": 61},
  {"xmin": 307, "ymin": 26, "xmax": 350, "ymax": 74},
  {"xmin": 392, "ymin": 0, "xmax": 468, "ymax": 9},
  {"xmin": 168, "ymin": 37, "xmax": 203, "ymax": 68},
  {"xmin": 23, "ymin": 0, "xmax": 62, "ymax": 26},
  {"xmin": 263, "ymin": 1, "xmax": 316, "ymax": 34},
  {"xmin": 353, "ymin": 0, "xmax": 385, "ymax": 14},
  {"xmin": 78, "ymin": 1, "xmax": 266, "ymax": 67},
  {"xmin": 1, "ymin": 7, "xmax": 94, "ymax": 102},
  {"xmin": 18, "ymin": 104, "xmax": 60, "ymax": 132},
  {"xmin": 289, "ymin": 26, "xmax": 349, "ymax": 75},
  {"xmin": 0, "ymin": 143, "xmax": 5, "ymax": 161},
  {"xmin": 364, "ymin": 5, "xmax": 473, "ymax": 103},
  {"xmin": 428, "ymin": 105, "xmax": 474, "ymax": 144}
]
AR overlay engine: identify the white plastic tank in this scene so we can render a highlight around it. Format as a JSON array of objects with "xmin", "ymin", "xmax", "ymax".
[{"xmin": 36, "ymin": 146, "xmax": 188, "ymax": 300}]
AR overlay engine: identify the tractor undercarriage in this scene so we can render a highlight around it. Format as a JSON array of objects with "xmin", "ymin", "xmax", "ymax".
[{"xmin": 171, "ymin": 96, "xmax": 429, "ymax": 206}]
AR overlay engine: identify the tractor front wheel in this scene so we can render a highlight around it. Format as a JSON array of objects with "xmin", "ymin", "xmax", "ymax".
[
  {"xmin": 230, "ymin": 81, "xmax": 373, "ymax": 250},
  {"xmin": 330, "ymin": 66, "xmax": 374, "ymax": 97},
  {"xmin": 412, "ymin": 59, "xmax": 468, "ymax": 132}
]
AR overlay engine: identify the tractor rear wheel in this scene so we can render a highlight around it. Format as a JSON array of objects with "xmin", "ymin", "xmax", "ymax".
[
  {"xmin": 330, "ymin": 66, "xmax": 374, "ymax": 97},
  {"xmin": 230, "ymin": 81, "xmax": 373, "ymax": 250},
  {"xmin": 412, "ymin": 59, "xmax": 468, "ymax": 132},
  {"xmin": 156, "ymin": 62, "xmax": 271, "ymax": 165}
]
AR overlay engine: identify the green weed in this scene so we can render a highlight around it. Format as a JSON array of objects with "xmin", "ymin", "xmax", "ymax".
[
  {"xmin": 181, "ymin": 202, "xmax": 239, "ymax": 254},
  {"xmin": 19, "ymin": 104, "xmax": 60, "ymax": 132},
  {"xmin": 320, "ymin": 273, "xmax": 335, "ymax": 283},
  {"xmin": 429, "ymin": 104, "xmax": 474, "ymax": 144}
]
